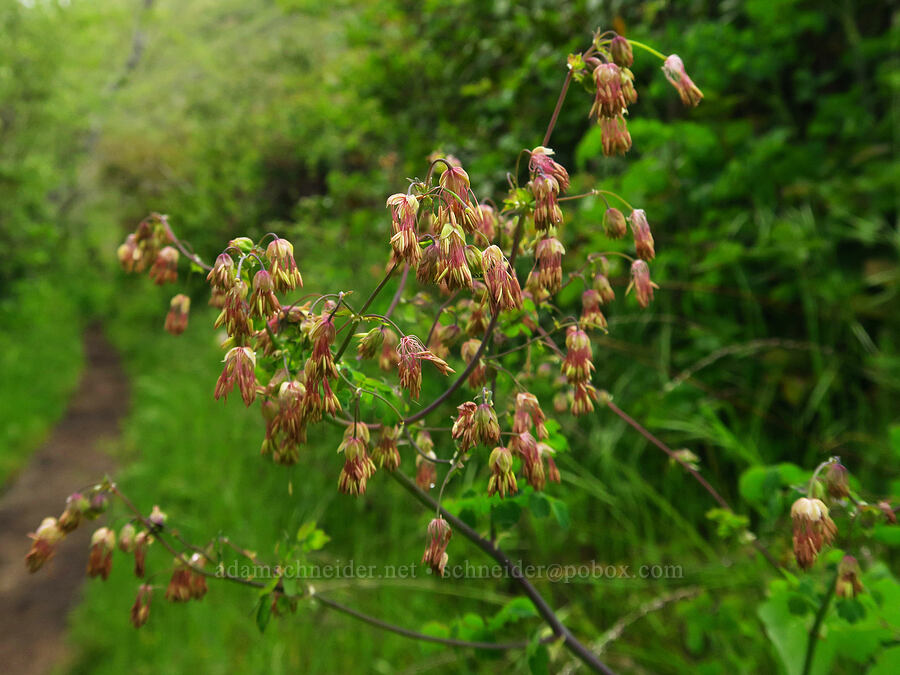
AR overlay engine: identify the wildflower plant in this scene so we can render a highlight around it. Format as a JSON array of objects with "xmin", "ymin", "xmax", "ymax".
[{"xmin": 25, "ymin": 25, "xmax": 895, "ymax": 673}]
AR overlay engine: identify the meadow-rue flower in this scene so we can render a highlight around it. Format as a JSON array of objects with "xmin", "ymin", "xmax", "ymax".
[
  {"xmin": 148, "ymin": 246, "xmax": 179, "ymax": 285},
  {"xmin": 397, "ymin": 335, "xmax": 454, "ymax": 400},
  {"xmin": 629, "ymin": 209, "xmax": 655, "ymax": 261},
  {"xmin": 25, "ymin": 517, "xmax": 64, "ymax": 573},
  {"xmin": 215, "ymin": 346, "xmax": 257, "ymax": 406},
  {"xmin": 628, "ymin": 259, "xmax": 658, "ymax": 309},
  {"xmin": 591, "ymin": 63, "xmax": 628, "ymax": 119},
  {"xmin": 87, "ymin": 527, "xmax": 116, "ymax": 580},
  {"xmin": 265, "ymin": 238, "xmax": 303, "ymax": 291},
  {"xmin": 207, "ymin": 253, "xmax": 236, "ymax": 290},
  {"xmin": 422, "ymin": 517, "xmax": 452, "ymax": 577},
  {"xmin": 791, "ymin": 497, "xmax": 837, "ymax": 569},
  {"xmin": 609, "ymin": 35, "xmax": 633, "ymax": 68},
  {"xmin": 165, "ymin": 294, "xmax": 191, "ymax": 335},
  {"xmin": 662, "ymin": 54, "xmax": 704, "ymax": 107},
  {"xmin": 600, "ymin": 115, "xmax": 632, "ymax": 156},
  {"xmin": 250, "ymin": 269, "xmax": 280, "ymax": 318},
  {"xmin": 487, "ymin": 446, "xmax": 518, "ymax": 499},
  {"xmin": 371, "ymin": 425, "xmax": 401, "ymax": 471},
  {"xmin": 581, "ymin": 289, "xmax": 608, "ymax": 332},
  {"xmin": 387, "ymin": 193, "xmax": 422, "ymax": 266},
  {"xmin": 481, "ymin": 245, "xmax": 523, "ymax": 312},
  {"xmin": 835, "ymin": 555, "xmax": 864, "ymax": 598},
  {"xmin": 603, "ymin": 208, "xmax": 627, "ymax": 239},
  {"xmin": 130, "ymin": 584, "xmax": 153, "ymax": 628}
]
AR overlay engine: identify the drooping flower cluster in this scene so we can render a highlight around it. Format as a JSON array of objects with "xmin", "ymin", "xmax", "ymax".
[
  {"xmin": 527, "ymin": 236, "xmax": 565, "ymax": 298},
  {"xmin": 397, "ymin": 335, "xmax": 454, "ymax": 400},
  {"xmin": 165, "ymin": 554, "xmax": 209, "ymax": 602},
  {"xmin": 790, "ymin": 497, "xmax": 837, "ymax": 570},
  {"xmin": 338, "ymin": 423, "xmax": 377, "ymax": 496},
  {"xmin": 628, "ymin": 259, "xmax": 658, "ymax": 309},
  {"xmin": 481, "ymin": 245, "xmax": 523, "ymax": 312},
  {"xmin": 265, "ymin": 237, "xmax": 304, "ymax": 291},
  {"xmin": 261, "ymin": 378, "xmax": 307, "ymax": 465},
  {"xmin": 117, "ymin": 213, "xmax": 174, "ymax": 275},
  {"xmin": 371, "ymin": 425, "xmax": 401, "ymax": 471},
  {"xmin": 303, "ymin": 311, "xmax": 342, "ymax": 420},
  {"xmin": 488, "ymin": 446, "xmax": 518, "ymax": 498},
  {"xmin": 452, "ymin": 398, "xmax": 501, "ymax": 452},
  {"xmin": 214, "ymin": 346, "xmax": 257, "ymax": 407},
  {"xmin": 387, "ymin": 193, "xmax": 422, "ymax": 265},
  {"xmin": 165, "ymin": 294, "xmax": 191, "ymax": 335},
  {"xmin": 87, "ymin": 527, "xmax": 117, "ymax": 580},
  {"xmin": 562, "ymin": 326, "xmax": 598, "ymax": 416},
  {"xmin": 422, "ymin": 517, "xmax": 452, "ymax": 577}
]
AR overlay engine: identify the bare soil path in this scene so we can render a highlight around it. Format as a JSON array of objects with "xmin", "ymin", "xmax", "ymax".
[{"xmin": 0, "ymin": 326, "xmax": 128, "ymax": 674}]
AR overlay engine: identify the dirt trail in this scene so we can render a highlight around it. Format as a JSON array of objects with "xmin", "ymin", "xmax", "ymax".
[{"xmin": 0, "ymin": 326, "xmax": 128, "ymax": 674}]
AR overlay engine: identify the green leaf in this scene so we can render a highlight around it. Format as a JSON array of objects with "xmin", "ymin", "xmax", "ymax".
[
  {"xmin": 281, "ymin": 576, "xmax": 300, "ymax": 598},
  {"xmin": 529, "ymin": 492, "xmax": 551, "ymax": 519},
  {"xmin": 527, "ymin": 642, "xmax": 550, "ymax": 675},
  {"xmin": 550, "ymin": 498, "xmax": 570, "ymax": 530},
  {"xmin": 491, "ymin": 500, "xmax": 522, "ymax": 530},
  {"xmin": 869, "ymin": 645, "xmax": 900, "ymax": 675},
  {"xmin": 487, "ymin": 597, "xmax": 538, "ymax": 632},
  {"xmin": 256, "ymin": 594, "xmax": 272, "ymax": 633}
]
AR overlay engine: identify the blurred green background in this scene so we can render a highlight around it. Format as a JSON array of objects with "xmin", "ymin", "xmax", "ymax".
[{"xmin": 1, "ymin": 0, "xmax": 898, "ymax": 673}]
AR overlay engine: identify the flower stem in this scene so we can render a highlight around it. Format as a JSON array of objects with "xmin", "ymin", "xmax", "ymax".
[
  {"xmin": 801, "ymin": 572, "xmax": 837, "ymax": 675},
  {"xmin": 627, "ymin": 39, "xmax": 667, "ymax": 61},
  {"xmin": 390, "ymin": 470, "xmax": 617, "ymax": 674},
  {"xmin": 333, "ymin": 261, "xmax": 400, "ymax": 361}
]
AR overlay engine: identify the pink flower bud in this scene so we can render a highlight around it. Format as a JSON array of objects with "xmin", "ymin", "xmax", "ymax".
[
  {"xmin": 662, "ymin": 54, "xmax": 704, "ymax": 107},
  {"xmin": 149, "ymin": 505, "xmax": 167, "ymax": 529},
  {"xmin": 397, "ymin": 335, "xmax": 454, "ymax": 400},
  {"xmin": 609, "ymin": 36, "xmax": 633, "ymax": 68},
  {"xmin": 629, "ymin": 209, "xmax": 655, "ymax": 261},
  {"xmin": 25, "ymin": 517, "xmax": 64, "ymax": 573},
  {"xmin": 824, "ymin": 462, "xmax": 850, "ymax": 499},
  {"xmin": 603, "ymin": 208, "xmax": 627, "ymax": 239}
]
